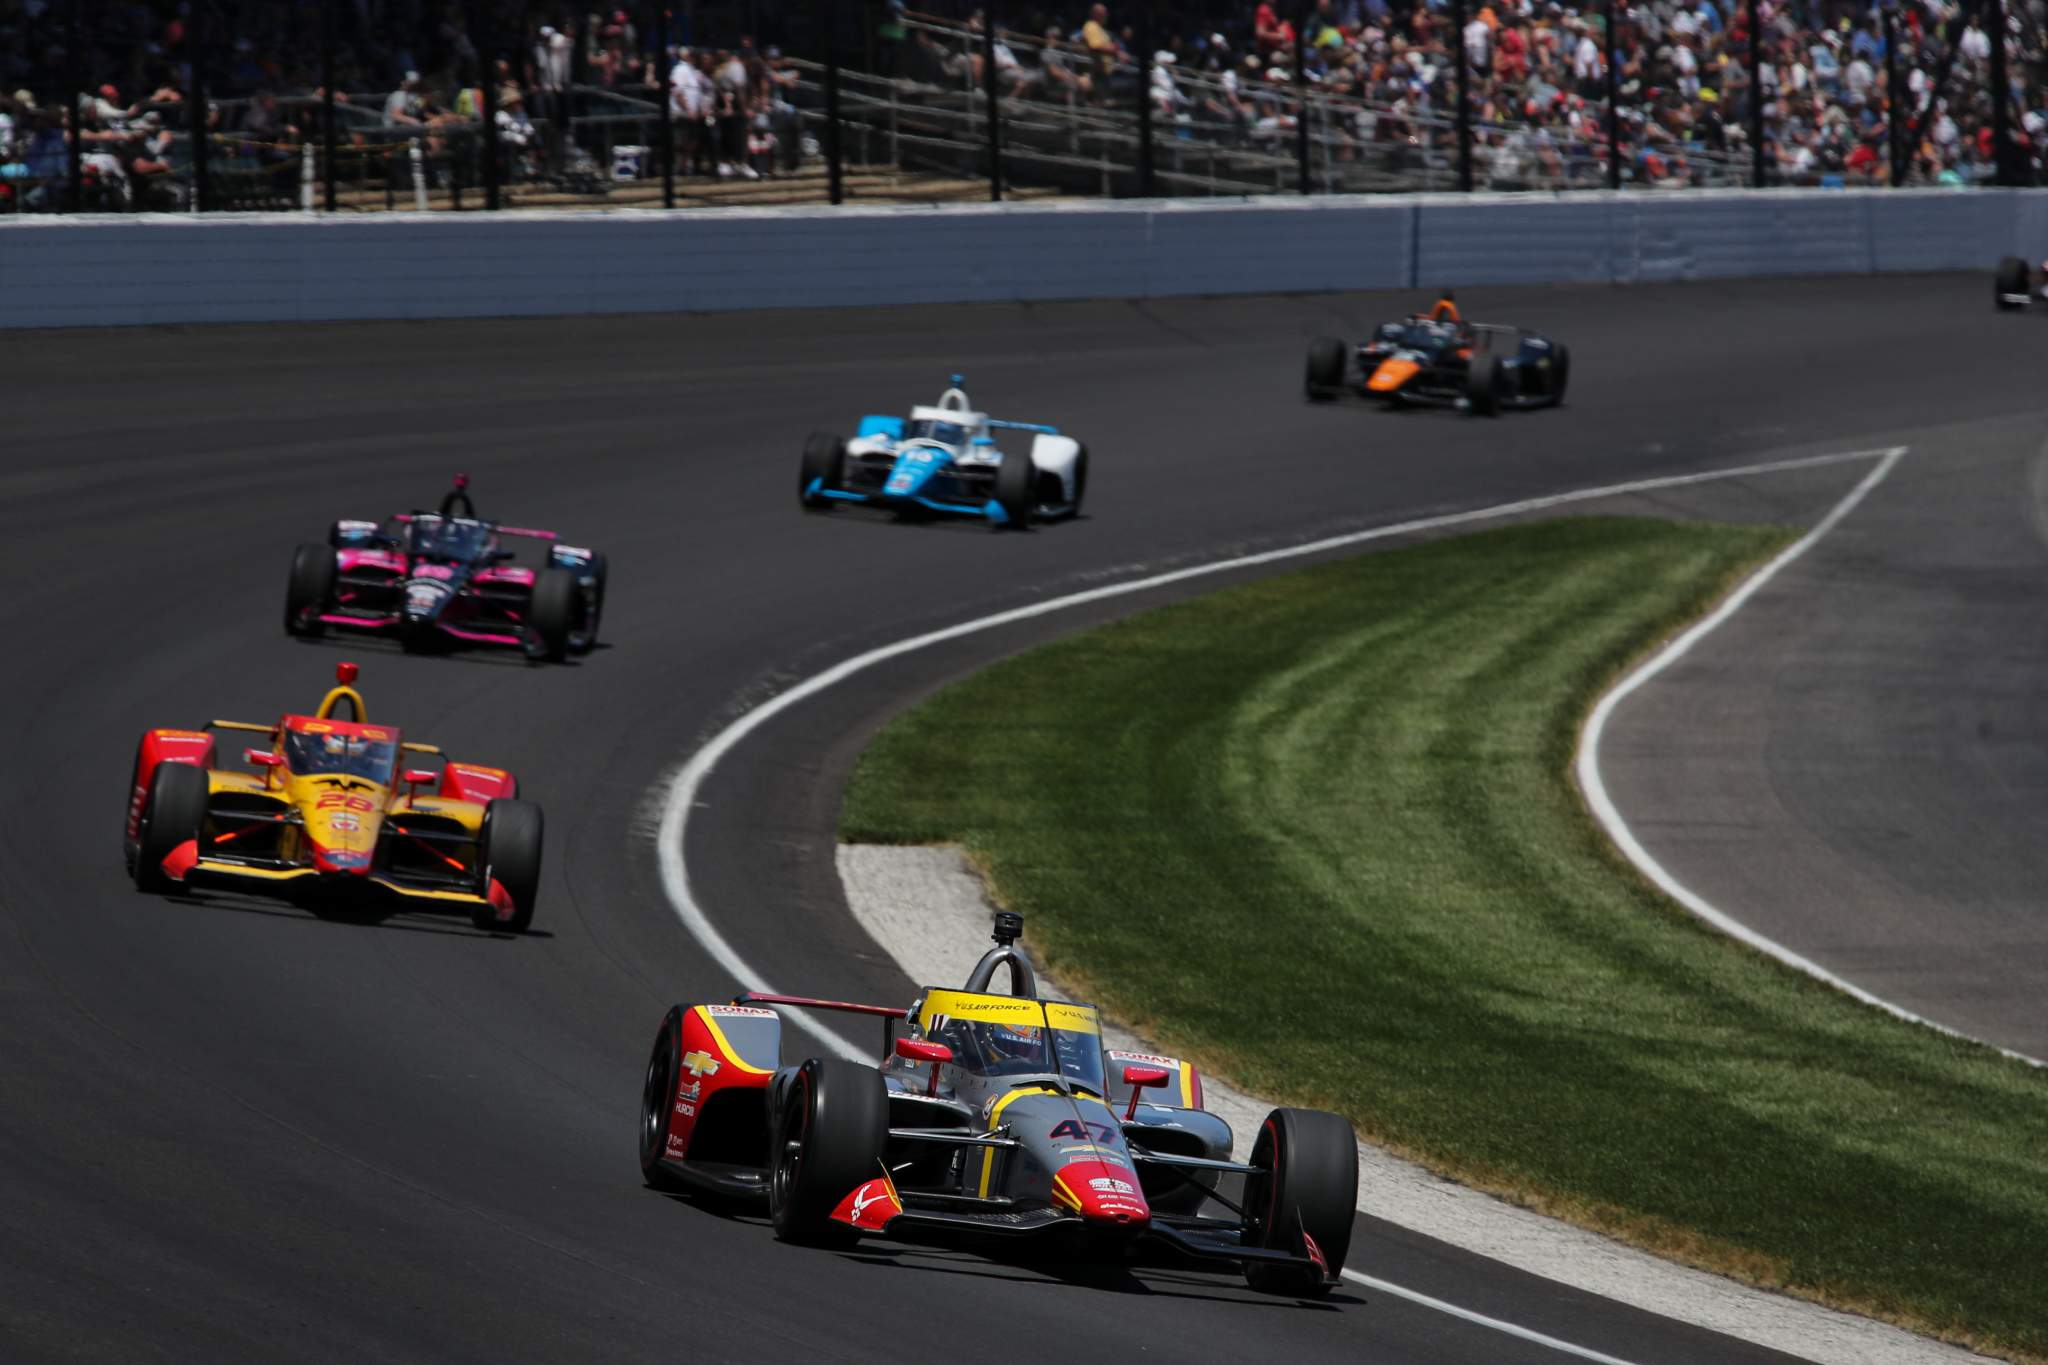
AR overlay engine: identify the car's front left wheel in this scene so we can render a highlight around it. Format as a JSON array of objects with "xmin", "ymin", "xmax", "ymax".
[
  {"xmin": 1242, "ymin": 1107, "xmax": 1357, "ymax": 1297},
  {"xmin": 472, "ymin": 798, "xmax": 543, "ymax": 932}
]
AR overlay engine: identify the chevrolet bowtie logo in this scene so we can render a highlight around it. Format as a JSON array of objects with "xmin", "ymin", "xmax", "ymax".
[{"xmin": 681, "ymin": 1050, "xmax": 721, "ymax": 1078}]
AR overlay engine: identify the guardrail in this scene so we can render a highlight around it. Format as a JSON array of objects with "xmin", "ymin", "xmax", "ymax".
[{"xmin": 2, "ymin": 188, "xmax": 2039, "ymax": 329}]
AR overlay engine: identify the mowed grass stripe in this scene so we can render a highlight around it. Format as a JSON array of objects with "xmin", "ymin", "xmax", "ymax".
[{"xmin": 842, "ymin": 517, "xmax": 2048, "ymax": 1361}]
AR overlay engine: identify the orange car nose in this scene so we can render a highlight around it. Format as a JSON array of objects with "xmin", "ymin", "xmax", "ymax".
[{"xmin": 1367, "ymin": 357, "xmax": 1419, "ymax": 392}]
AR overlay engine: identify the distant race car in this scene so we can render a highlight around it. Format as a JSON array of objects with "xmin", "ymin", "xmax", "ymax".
[
  {"xmin": 124, "ymin": 661, "xmax": 543, "ymax": 932},
  {"xmin": 1304, "ymin": 295, "xmax": 1569, "ymax": 415},
  {"xmin": 284, "ymin": 476, "xmax": 607, "ymax": 663},
  {"xmin": 799, "ymin": 377, "xmax": 1087, "ymax": 528},
  {"xmin": 637, "ymin": 912, "xmax": 1357, "ymax": 1295},
  {"xmin": 1995, "ymin": 255, "xmax": 2048, "ymax": 310}
]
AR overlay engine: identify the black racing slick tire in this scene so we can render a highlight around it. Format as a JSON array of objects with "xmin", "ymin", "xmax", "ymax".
[
  {"xmin": 800, "ymin": 432, "xmax": 845, "ymax": 511},
  {"xmin": 1466, "ymin": 353, "xmax": 1504, "ymax": 417},
  {"xmin": 567, "ymin": 551, "xmax": 608, "ymax": 655},
  {"xmin": 1996, "ymin": 255, "xmax": 2030, "ymax": 311},
  {"xmin": 994, "ymin": 450, "xmax": 1034, "ymax": 530},
  {"xmin": 471, "ymin": 798, "xmax": 543, "ymax": 932},
  {"xmin": 639, "ymin": 1006, "xmax": 691, "ymax": 1191},
  {"xmin": 133, "ymin": 761, "xmax": 208, "ymax": 895},
  {"xmin": 769, "ymin": 1057, "xmax": 888, "ymax": 1247},
  {"xmin": 1242, "ymin": 1107, "xmax": 1358, "ymax": 1297},
  {"xmin": 1549, "ymin": 344, "xmax": 1571, "ymax": 405},
  {"xmin": 1068, "ymin": 445, "xmax": 1088, "ymax": 517},
  {"xmin": 1304, "ymin": 336, "xmax": 1348, "ymax": 402},
  {"xmin": 523, "ymin": 568, "xmax": 579, "ymax": 663},
  {"xmin": 284, "ymin": 543, "xmax": 337, "ymax": 638}
]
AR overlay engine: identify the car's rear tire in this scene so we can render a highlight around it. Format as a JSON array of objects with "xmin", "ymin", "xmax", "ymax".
[
  {"xmin": 769, "ymin": 1057, "xmax": 888, "ymax": 1246},
  {"xmin": 1067, "ymin": 446, "xmax": 1088, "ymax": 516},
  {"xmin": 1467, "ymin": 354, "xmax": 1505, "ymax": 417},
  {"xmin": 1996, "ymin": 255, "xmax": 2030, "ymax": 311},
  {"xmin": 639, "ymin": 1006, "xmax": 691, "ymax": 1190},
  {"xmin": 471, "ymin": 798, "xmax": 543, "ymax": 932},
  {"xmin": 567, "ymin": 551, "xmax": 608, "ymax": 655},
  {"xmin": 1242, "ymin": 1107, "xmax": 1357, "ymax": 1297},
  {"xmin": 133, "ymin": 761, "xmax": 208, "ymax": 895},
  {"xmin": 523, "ymin": 568, "xmax": 579, "ymax": 663},
  {"xmin": 1304, "ymin": 336, "xmax": 1348, "ymax": 402},
  {"xmin": 1549, "ymin": 344, "xmax": 1571, "ymax": 405},
  {"xmin": 994, "ymin": 451, "xmax": 1034, "ymax": 530},
  {"xmin": 284, "ymin": 543, "xmax": 336, "ymax": 638},
  {"xmin": 800, "ymin": 433, "xmax": 845, "ymax": 511}
]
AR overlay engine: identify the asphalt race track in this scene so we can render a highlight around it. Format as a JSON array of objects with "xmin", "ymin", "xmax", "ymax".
[{"xmin": 2, "ymin": 275, "xmax": 2037, "ymax": 1364}]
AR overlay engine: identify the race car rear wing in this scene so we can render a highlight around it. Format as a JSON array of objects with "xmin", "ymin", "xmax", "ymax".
[{"xmin": 732, "ymin": 991, "xmax": 911, "ymax": 1055}]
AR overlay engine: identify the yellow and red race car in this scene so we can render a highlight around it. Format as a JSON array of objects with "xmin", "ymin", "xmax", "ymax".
[{"xmin": 123, "ymin": 662, "xmax": 543, "ymax": 932}]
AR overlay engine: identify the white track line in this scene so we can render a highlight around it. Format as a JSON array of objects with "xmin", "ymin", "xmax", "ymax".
[
  {"xmin": 1342, "ymin": 1270, "xmax": 1642, "ymax": 1364},
  {"xmin": 649, "ymin": 444, "xmax": 1910, "ymax": 1362},
  {"xmin": 655, "ymin": 442, "xmax": 1897, "ymax": 1059},
  {"xmin": 1575, "ymin": 446, "xmax": 2047, "ymax": 1071}
]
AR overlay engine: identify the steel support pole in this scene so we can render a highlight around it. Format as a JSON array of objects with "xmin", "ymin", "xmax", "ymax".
[
  {"xmin": 1137, "ymin": 6, "xmax": 1155, "ymax": 196},
  {"xmin": 1294, "ymin": 20, "xmax": 1309, "ymax": 193},
  {"xmin": 1453, "ymin": 0, "xmax": 1472, "ymax": 190},
  {"xmin": 321, "ymin": 0, "xmax": 338, "ymax": 210},
  {"xmin": 65, "ymin": 0, "xmax": 82, "ymax": 211},
  {"xmin": 1989, "ymin": 0, "xmax": 2014, "ymax": 184},
  {"xmin": 983, "ymin": 11, "xmax": 1002, "ymax": 201},
  {"xmin": 825, "ymin": 0, "xmax": 845, "ymax": 204},
  {"xmin": 480, "ymin": 0, "xmax": 501, "ymax": 210},
  {"xmin": 1883, "ymin": 6, "xmax": 1903, "ymax": 184},
  {"xmin": 658, "ymin": 3, "xmax": 676, "ymax": 206},
  {"xmin": 190, "ymin": 0, "xmax": 211, "ymax": 211},
  {"xmin": 1604, "ymin": 0, "xmax": 1620, "ymax": 189},
  {"xmin": 1747, "ymin": 0, "xmax": 1764, "ymax": 186}
]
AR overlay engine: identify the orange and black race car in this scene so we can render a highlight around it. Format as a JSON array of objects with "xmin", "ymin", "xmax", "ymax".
[
  {"xmin": 123, "ymin": 662, "xmax": 543, "ymax": 932},
  {"xmin": 1304, "ymin": 295, "xmax": 1570, "ymax": 416}
]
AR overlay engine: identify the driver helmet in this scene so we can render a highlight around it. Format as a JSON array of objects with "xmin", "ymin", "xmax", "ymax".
[{"xmin": 986, "ymin": 1022, "xmax": 1043, "ymax": 1066}]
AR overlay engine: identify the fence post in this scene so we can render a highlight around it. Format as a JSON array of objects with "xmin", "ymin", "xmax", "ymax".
[
  {"xmin": 480, "ymin": 0, "xmax": 501, "ymax": 211},
  {"xmin": 189, "ymin": 0, "xmax": 211, "ymax": 211},
  {"xmin": 658, "ymin": 5, "xmax": 676, "ymax": 207},
  {"xmin": 1294, "ymin": 18, "xmax": 1309, "ymax": 193},
  {"xmin": 301, "ymin": 141, "xmax": 315, "ymax": 210},
  {"xmin": 65, "ymin": 0, "xmax": 83, "ymax": 211},
  {"xmin": 1883, "ymin": 5, "xmax": 1902, "ymax": 185},
  {"xmin": 1989, "ymin": 0, "xmax": 2014, "ymax": 184},
  {"xmin": 1137, "ymin": 7, "xmax": 1155, "ymax": 196},
  {"xmin": 1747, "ymin": 0, "xmax": 1764, "ymax": 187},
  {"xmin": 410, "ymin": 138, "xmax": 429, "ymax": 209},
  {"xmin": 1604, "ymin": 0, "xmax": 1620, "ymax": 189},
  {"xmin": 825, "ymin": 0, "xmax": 845, "ymax": 204},
  {"xmin": 983, "ymin": 10, "xmax": 1002, "ymax": 201},
  {"xmin": 321, "ymin": 0, "xmax": 337, "ymax": 209},
  {"xmin": 1453, "ymin": 0, "xmax": 1472, "ymax": 190}
]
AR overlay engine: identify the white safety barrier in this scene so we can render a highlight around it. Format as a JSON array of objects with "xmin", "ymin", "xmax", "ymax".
[{"xmin": 0, "ymin": 187, "xmax": 2040, "ymax": 329}]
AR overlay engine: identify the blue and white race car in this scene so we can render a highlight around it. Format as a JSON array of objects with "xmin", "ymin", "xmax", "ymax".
[{"xmin": 798, "ymin": 379, "xmax": 1087, "ymax": 528}]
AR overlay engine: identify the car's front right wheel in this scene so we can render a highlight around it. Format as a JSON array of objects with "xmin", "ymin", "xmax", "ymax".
[{"xmin": 769, "ymin": 1057, "xmax": 888, "ymax": 1246}]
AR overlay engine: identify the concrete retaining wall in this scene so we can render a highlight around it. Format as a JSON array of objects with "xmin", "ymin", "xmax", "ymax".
[{"xmin": 0, "ymin": 188, "xmax": 2035, "ymax": 328}]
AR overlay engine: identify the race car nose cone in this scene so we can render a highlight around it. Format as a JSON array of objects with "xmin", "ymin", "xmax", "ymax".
[
  {"xmin": 310, "ymin": 846, "xmax": 371, "ymax": 875},
  {"xmin": 1052, "ymin": 1160, "xmax": 1151, "ymax": 1228},
  {"xmin": 1367, "ymin": 357, "xmax": 1419, "ymax": 392}
]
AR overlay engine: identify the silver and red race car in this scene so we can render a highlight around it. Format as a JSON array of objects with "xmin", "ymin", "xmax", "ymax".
[
  {"xmin": 284, "ymin": 476, "xmax": 606, "ymax": 663},
  {"xmin": 637, "ymin": 914, "xmax": 1358, "ymax": 1296}
]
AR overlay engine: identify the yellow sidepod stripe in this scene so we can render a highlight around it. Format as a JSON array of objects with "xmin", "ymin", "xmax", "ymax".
[
  {"xmin": 1179, "ymin": 1065, "xmax": 1195, "ymax": 1109},
  {"xmin": 693, "ymin": 1006, "xmax": 773, "ymax": 1076},
  {"xmin": 978, "ymin": 1087, "xmax": 1062, "ymax": 1198}
]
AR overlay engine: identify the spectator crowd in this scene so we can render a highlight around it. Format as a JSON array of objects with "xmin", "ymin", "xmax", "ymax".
[{"xmin": 1, "ymin": 0, "xmax": 2041, "ymax": 208}]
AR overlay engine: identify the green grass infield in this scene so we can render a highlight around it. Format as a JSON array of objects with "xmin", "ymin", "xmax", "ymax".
[{"xmin": 842, "ymin": 517, "xmax": 2048, "ymax": 1360}]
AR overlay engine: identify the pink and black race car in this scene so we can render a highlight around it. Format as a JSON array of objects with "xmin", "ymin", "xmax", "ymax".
[{"xmin": 284, "ymin": 476, "xmax": 606, "ymax": 663}]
